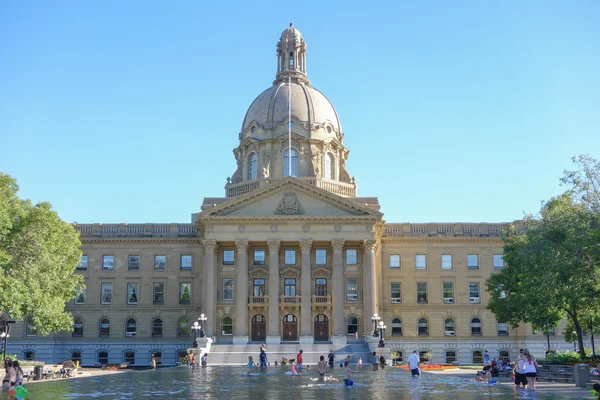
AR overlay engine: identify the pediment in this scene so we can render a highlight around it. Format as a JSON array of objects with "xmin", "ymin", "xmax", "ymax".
[
  {"xmin": 248, "ymin": 266, "xmax": 269, "ymax": 277},
  {"xmin": 280, "ymin": 267, "xmax": 301, "ymax": 277},
  {"xmin": 311, "ymin": 267, "xmax": 332, "ymax": 276}
]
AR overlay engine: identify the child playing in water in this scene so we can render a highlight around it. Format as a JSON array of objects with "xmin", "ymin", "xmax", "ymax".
[
  {"xmin": 358, "ymin": 357, "xmax": 363, "ymax": 367},
  {"xmin": 247, "ymin": 356, "xmax": 255, "ymax": 373},
  {"xmin": 344, "ymin": 359, "xmax": 358, "ymax": 386},
  {"xmin": 317, "ymin": 355, "xmax": 328, "ymax": 379},
  {"xmin": 288, "ymin": 359, "xmax": 298, "ymax": 375}
]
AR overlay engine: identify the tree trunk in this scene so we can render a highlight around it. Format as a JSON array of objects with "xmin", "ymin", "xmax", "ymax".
[{"xmin": 573, "ymin": 318, "xmax": 586, "ymax": 358}]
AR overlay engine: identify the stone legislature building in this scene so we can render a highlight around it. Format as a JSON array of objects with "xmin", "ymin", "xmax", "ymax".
[{"xmin": 5, "ymin": 24, "xmax": 574, "ymax": 367}]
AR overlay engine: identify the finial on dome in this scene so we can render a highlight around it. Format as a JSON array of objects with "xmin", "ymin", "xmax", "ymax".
[{"xmin": 290, "ymin": 21, "xmax": 293, "ymax": 28}]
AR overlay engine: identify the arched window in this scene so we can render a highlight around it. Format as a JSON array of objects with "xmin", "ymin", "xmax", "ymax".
[
  {"xmin": 248, "ymin": 153, "xmax": 257, "ymax": 180},
  {"xmin": 70, "ymin": 351, "xmax": 82, "ymax": 364},
  {"xmin": 444, "ymin": 318, "xmax": 455, "ymax": 336},
  {"xmin": 73, "ymin": 318, "xmax": 84, "ymax": 337},
  {"xmin": 97, "ymin": 351, "xmax": 109, "ymax": 365},
  {"xmin": 284, "ymin": 149, "xmax": 298, "ymax": 177},
  {"xmin": 152, "ymin": 318, "xmax": 163, "ymax": 337},
  {"xmin": 124, "ymin": 351, "xmax": 135, "ymax": 365},
  {"xmin": 289, "ymin": 52, "xmax": 294, "ymax": 69},
  {"xmin": 99, "ymin": 318, "xmax": 110, "ymax": 337},
  {"xmin": 25, "ymin": 318, "xmax": 37, "ymax": 337},
  {"xmin": 178, "ymin": 318, "xmax": 189, "ymax": 337},
  {"xmin": 151, "ymin": 351, "xmax": 162, "ymax": 365},
  {"xmin": 125, "ymin": 318, "xmax": 136, "ymax": 337},
  {"xmin": 471, "ymin": 318, "xmax": 482, "ymax": 336},
  {"xmin": 347, "ymin": 316, "xmax": 358, "ymax": 335},
  {"xmin": 391, "ymin": 318, "xmax": 402, "ymax": 336},
  {"xmin": 222, "ymin": 316, "xmax": 233, "ymax": 335},
  {"xmin": 324, "ymin": 153, "xmax": 334, "ymax": 180},
  {"xmin": 419, "ymin": 350, "xmax": 431, "ymax": 363},
  {"xmin": 418, "ymin": 318, "xmax": 428, "ymax": 336},
  {"xmin": 472, "ymin": 350, "xmax": 483, "ymax": 364},
  {"xmin": 446, "ymin": 350, "xmax": 457, "ymax": 364}
]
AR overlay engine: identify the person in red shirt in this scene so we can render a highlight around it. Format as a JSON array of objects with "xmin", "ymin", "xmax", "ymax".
[{"xmin": 297, "ymin": 350, "xmax": 303, "ymax": 371}]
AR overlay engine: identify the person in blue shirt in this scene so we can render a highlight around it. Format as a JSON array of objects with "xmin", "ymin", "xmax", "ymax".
[{"xmin": 259, "ymin": 349, "xmax": 268, "ymax": 369}]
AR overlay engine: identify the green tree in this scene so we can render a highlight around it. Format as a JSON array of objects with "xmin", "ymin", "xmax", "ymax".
[
  {"xmin": 561, "ymin": 154, "xmax": 600, "ymax": 212},
  {"xmin": 0, "ymin": 173, "xmax": 84, "ymax": 335}
]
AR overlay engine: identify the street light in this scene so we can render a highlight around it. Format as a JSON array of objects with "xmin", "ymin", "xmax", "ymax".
[
  {"xmin": 1, "ymin": 320, "xmax": 16, "ymax": 363},
  {"xmin": 377, "ymin": 321, "xmax": 387, "ymax": 348},
  {"xmin": 198, "ymin": 314, "xmax": 207, "ymax": 338},
  {"xmin": 371, "ymin": 313, "xmax": 381, "ymax": 337},
  {"xmin": 191, "ymin": 314, "xmax": 208, "ymax": 348}
]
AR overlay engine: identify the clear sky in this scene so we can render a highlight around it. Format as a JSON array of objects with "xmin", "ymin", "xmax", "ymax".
[{"xmin": 1, "ymin": 1, "xmax": 599, "ymax": 224}]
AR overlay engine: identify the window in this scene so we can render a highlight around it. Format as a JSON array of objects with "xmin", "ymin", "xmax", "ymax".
[
  {"xmin": 324, "ymin": 153, "xmax": 334, "ymax": 180},
  {"xmin": 446, "ymin": 350, "xmax": 457, "ymax": 364},
  {"xmin": 127, "ymin": 283, "xmax": 139, "ymax": 305},
  {"xmin": 181, "ymin": 255, "xmax": 192, "ymax": 270},
  {"xmin": 153, "ymin": 283, "xmax": 165, "ymax": 304},
  {"xmin": 74, "ymin": 288, "xmax": 86, "ymax": 304},
  {"xmin": 389, "ymin": 254, "xmax": 400, "ymax": 269},
  {"xmin": 222, "ymin": 316, "xmax": 233, "ymax": 335},
  {"xmin": 73, "ymin": 318, "xmax": 84, "ymax": 337},
  {"xmin": 178, "ymin": 351, "xmax": 188, "ymax": 364},
  {"xmin": 102, "ymin": 255, "xmax": 114, "ymax": 270},
  {"xmin": 347, "ymin": 316, "xmax": 358, "ymax": 336},
  {"xmin": 223, "ymin": 250, "xmax": 235, "ymax": 265},
  {"xmin": 471, "ymin": 318, "xmax": 482, "ymax": 336},
  {"xmin": 444, "ymin": 318, "xmax": 455, "ymax": 336},
  {"xmin": 283, "ymin": 149, "xmax": 298, "ymax": 177},
  {"xmin": 499, "ymin": 350, "xmax": 510, "ymax": 362},
  {"xmin": 124, "ymin": 351, "xmax": 135, "ymax": 365},
  {"xmin": 101, "ymin": 283, "xmax": 112, "ymax": 304},
  {"xmin": 253, "ymin": 250, "xmax": 265, "ymax": 265},
  {"xmin": 284, "ymin": 279, "xmax": 296, "ymax": 296},
  {"xmin": 179, "ymin": 283, "xmax": 192, "ymax": 304},
  {"xmin": 222, "ymin": 279, "xmax": 234, "ymax": 301},
  {"xmin": 493, "ymin": 254, "xmax": 504, "ymax": 269},
  {"xmin": 392, "ymin": 351, "xmax": 403, "ymax": 365},
  {"xmin": 125, "ymin": 318, "xmax": 136, "ymax": 337},
  {"xmin": 346, "ymin": 249, "xmax": 357, "ymax": 265},
  {"xmin": 315, "ymin": 249, "xmax": 327, "ymax": 265},
  {"xmin": 154, "ymin": 255, "xmax": 166, "ymax": 270},
  {"xmin": 346, "ymin": 278, "xmax": 358, "ymax": 301},
  {"xmin": 418, "ymin": 318, "xmax": 429, "ymax": 336},
  {"xmin": 442, "ymin": 282, "xmax": 454, "ymax": 303},
  {"xmin": 71, "ymin": 351, "xmax": 82, "ymax": 364},
  {"xmin": 23, "ymin": 351, "xmax": 35, "ymax": 361},
  {"xmin": 152, "ymin": 318, "xmax": 163, "ymax": 337},
  {"xmin": 284, "ymin": 249, "xmax": 296, "ymax": 265},
  {"xmin": 128, "ymin": 255, "xmax": 140, "ymax": 270},
  {"xmin": 99, "ymin": 318, "xmax": 110, "ymax": 337},
  {"xmin": 467, "ymin": 254, "xmax": 479, "ymax": 270},
  {"xmin": 390, "ymin": 282, "xmax": 401, "ymax": 303},
  {"xmin": 315, "ymin": 278, "xmax": 327, "ymax": 296},
  {"xmin": 472, "ymin": 350, "xmax": 483, "ymax": 364},
  {"xmin": 289, "ymin": 52, "xmax": 294, "ymax": 69},
  {"xmin": 151, "ymin": 351, "xmax": 162, "ymax": 365},
  {"xmin": 419, "ymin": 350, "xmax": 431, "ymax": 363},
  {"xmin": 441, "ymin": 254, "xmax": 452, "ymax": 270},
  {"xmin": 496, "ymin": 284, "xmax": 506, "ymax": 299},
  {"xmin": 253, "ymin": 279, "xmax": 265, "ymax": 297},
  {"xmin": 469, "ymin": 282, "xmax": 480, "ymax": 303},
  {"xmin": 77, "ymin": 255, "xmax": 88, "ymax": 270},
  {"xmin": 416, "ymin": 254, "xmax": 426, "ymax": 270},
  {"xmin": 416, "ymin": 282, "xmax": 428, "ymax": 304},
  {"xmin": 248, "ymin": 153, "xmax": 257, "ymax": 180},
  {"xmin": 392, "ymin": 318, "xmax": 402, "ymax": 336},
  {"xmin": 178, "ymin": 318, "xmax": 189, "ymax": 337},
  {"xmin": 497, "ymin": 322, "xmax": 509, "ymax": 336},
  {"xmin": 97, "ymin": 351, "xmax": 109, "ymax": 365}
]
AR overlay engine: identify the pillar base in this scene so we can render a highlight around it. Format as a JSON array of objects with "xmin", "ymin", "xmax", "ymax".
[
  {"xmin": 233, "ymin": 336, "xmax": 249, "ymax": 345},
  {"xmin": 266, "ymin": 336, "xmax": 281, "ymax": 344},
  {"xmin": 331, "ymin": 335, "xmax": 347, "ymax": 345},
  {"xmin": 299, "ymin": 336, "xmax": 314, "ymax": 344}
]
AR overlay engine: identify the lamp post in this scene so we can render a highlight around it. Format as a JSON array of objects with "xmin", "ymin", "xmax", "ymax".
[
  {"xmin": 198, "ymin": 314, "xmax": 207, "ymax": 338},
  {"xmin": 377, "ymin": 321, "xmax": 387, "ymax": 348},
  {"xmin": 1, "ymin": 320, "xmax": 16, "ymax": 363},
  {"xmin": 371, "ymin": 313, "xmax": 381, "ymax": 337}
]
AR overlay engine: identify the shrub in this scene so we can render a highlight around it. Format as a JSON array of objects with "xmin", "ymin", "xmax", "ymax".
[{"xmin": 538, "ymin": 352, "xmax": 582, "ymax": 365}]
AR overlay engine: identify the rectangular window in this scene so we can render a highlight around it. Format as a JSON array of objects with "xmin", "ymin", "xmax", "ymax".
[
  {"xmin": 442, "ymin": 282, "xmax": 454, "ymax": 303},
  {"xmin": 415, "ymin": 254, "xmax": 426, "ymax": 270},
  {"xmin": 77, "ymin": 255, "xmax": 88, "ymax": 270},
  {"xmin": 346, "ymin": 249, "xmax": 357, "ymax": 265},
  {"xmin": 497, "ymin": 322, "xmax": 509, "ymax": 336},
  {"xmin": 154, "ymin": 255, "xmax": 166, "ymax": 270},
  {"xmin": 441, "ymin": 254, "xmax": 452, "ymax": 270},
  {"xmin": 128, "ymin": 255, "xmax": 140, "ymax": 270},
  {"xmin": 284, "ymin": 278, "xmax": 296, "ymax": 296},
  {"xmin": 100, "ymin": 283, "xmax": 112, "ymax": 304},
  {"xmin": 74, "ymin": 288, "xmax": 86, "ymax": 304},
  {"xmin": 389, "ymin": 254, "xmax": 400, "ymax": 269},
  {"xmin": 315, "ymin": 278, "xmax": 327, "ymax": 296},
  {"xmin": 467, "ymin": 254, "xmax": 479, "ymax": 270},
  {"xmin": 102, "ymin": 255, "xmax": 114, "ymax": 270},
  {"xmin": 390, "ymin": 282, "xmax": 401, "ymax": 303},
  {"xmin": 222, "ymin": 279, "xmax": 234, "ymax": 301},
  {"xmin": 181, "ymin": 255, "xmax": 192, "ymax": 270},
  {"xmin": 346, "ymin": 278, "xmax": 358, "ymax": 300},
  {"xmin": 153, "ymin": 283, "xmax": 165, "ymax": 304},
  {"xmin": 493, "ymin": 254, "xmax": 504, "ymax": 269},
  {"xmin": 253, "ymin": 250, "xmax": 266, "ymax": 265},
  {"xmin": 469, "ymin": 282, "xmax": 480, "ymax": 303},
  {"xmin": 416, "ymin": 282, "xmax": 428, "ymax": 304},
  {"xmin": 253, "ymin": 278, "xmax": 265, "ymax": 297},
  {"xmin": 315, "ymin": 249, "xmax": 327, "ymax": 265},
  {"xmin": 284, "ymin": 249, "xmax": 296, "ymax": 265},
  {"xmin": 127, "ymin": 283, "xmax": 139, "ymax": 305},
  {"xmin": 179, "ymin": 283, "xmax": 191, "ymax": 304},
  {"xmin": 223, "ymin": 250, "xmax": 234, "ymax": 265}
]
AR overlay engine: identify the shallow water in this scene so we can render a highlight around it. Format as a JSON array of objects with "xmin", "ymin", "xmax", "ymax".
[{"xmin": 25, "ymin": 366, "xmax": 580, "ymax": 399}]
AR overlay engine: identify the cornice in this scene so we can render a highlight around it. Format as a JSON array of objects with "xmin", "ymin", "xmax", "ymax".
[
  {"xmin": 80, "ymin": 238, "xmax": 201, "ymax": 244},
  {"xmin": 381, "ymin": 237, "xmax": 504, "ymax": 243},
  {"xmin": 198, "ymin": 216, "xmax": 381, "ymax": 224}
]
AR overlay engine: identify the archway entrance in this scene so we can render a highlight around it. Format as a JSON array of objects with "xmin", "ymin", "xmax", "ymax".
[
  {"xmin": 314, "ymin": 314, "xmax": 329, "ymax": 341},
  {"xmin": 251, "ymin": 314, "xmax": 266, "ymax": 342},
  {"xmin": 282, "ymin": 314, "xmax": 298, "ymax": 341}
]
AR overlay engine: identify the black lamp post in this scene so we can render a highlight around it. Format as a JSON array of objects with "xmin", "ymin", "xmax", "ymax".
[
  {"xmin": 1, "ymin": 320, "xmax": 16, "ymax": 363},
  {"xmin": 198, "ymin": 314, "xmax": 207, "ymax": 338},
  {"xmin": 377, "ymin": 321, "xmax": 387, "ymax": 348},
  {"xmin": 191, "ymin": 313, "xmax": 208, "ymax": 348},
  {"xmin": 371, "ymin": 313, "xmax": 380, "ymax": 337}
]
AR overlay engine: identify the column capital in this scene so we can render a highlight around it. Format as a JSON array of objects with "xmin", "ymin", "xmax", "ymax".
[
  {"xmin": 235, "ymin": 240, "xmax": 249, "ymax": 253},
  {"xmin": 202, "ymin": 239, "xmax": 217, "ymax": 253},
  {"xmin": 331, "ymin": 239, "xmax": 345, "ymax": 253},
  {"xmin": 299, "ymin": 239, "xmax": 313, "ymax": 253},
  {"xmin": 267, "ymin": 240, "xmax": 281, "ymax": 253},
  {"xmin": 363, "ymin": 239, "xmax": 377, "ymax": 252}
]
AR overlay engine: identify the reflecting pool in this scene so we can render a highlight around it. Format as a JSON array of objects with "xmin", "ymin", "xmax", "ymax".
[{"xmin": 25, "ymin": 366, "xmax": 580, "ymax": 399}]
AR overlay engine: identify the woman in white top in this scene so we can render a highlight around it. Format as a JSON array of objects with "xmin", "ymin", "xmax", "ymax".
[{"xmin": 521, "ymin": 349, "xmax": 539, "ymax": 391}]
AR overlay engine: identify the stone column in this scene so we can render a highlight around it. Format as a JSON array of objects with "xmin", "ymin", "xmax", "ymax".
[
  {"xmin": 362, "ymin": 240, "xmax": 377, "ymax": 336},
  {"xmin": 299, "ymin": 239, "xmax": 313, "ymax": 343},
  {"xmin": 234, "ymin": 240, "xmax": 249, "ymax": 344},
  {"xmin": 332, "ymin": 239, "xmax": 346, "ymax": 344},
  {"xmin": 202, "ymin": 240, "xmax": 217, "ymax": 337},
  {"xmin": 267, "ymin": 240, "xmax": 281, "ymax": 343}
]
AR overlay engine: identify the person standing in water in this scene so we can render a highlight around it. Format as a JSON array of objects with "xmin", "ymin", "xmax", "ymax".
[
  {"xmin": 297, "ymin": 350, "xmax": 303, "ymax": 371},
  {"xmin": 408, "ymin": 350, "xmax": 420, "ymax": 376},
  {"xmin": 151, "ymin": 357, "xmax": 157, "ymax": 370},
  {"xmin": 372, "ymin": 352, "xmax": 379, "ymax": 371},
  {"xmin": 328, "ymin": 350, "xmax": 335, "ymax": 369},
  {"xmin": 344, "ymin": 359, "xmax": 359, "ymax": 386},
  {"xmin": 317, "ymin": 356, "xmax": 328, "ymax": 379}
]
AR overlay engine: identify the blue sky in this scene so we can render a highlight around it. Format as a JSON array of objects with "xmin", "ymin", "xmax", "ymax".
[{"xmin": 1, "ymin": 1, "xmax": 598, "ymax": 224}]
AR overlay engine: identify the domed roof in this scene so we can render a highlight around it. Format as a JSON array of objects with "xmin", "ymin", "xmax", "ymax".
[{"xmin": 241, "ymin": 81, "xmax": 343, "ymax": 140}]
